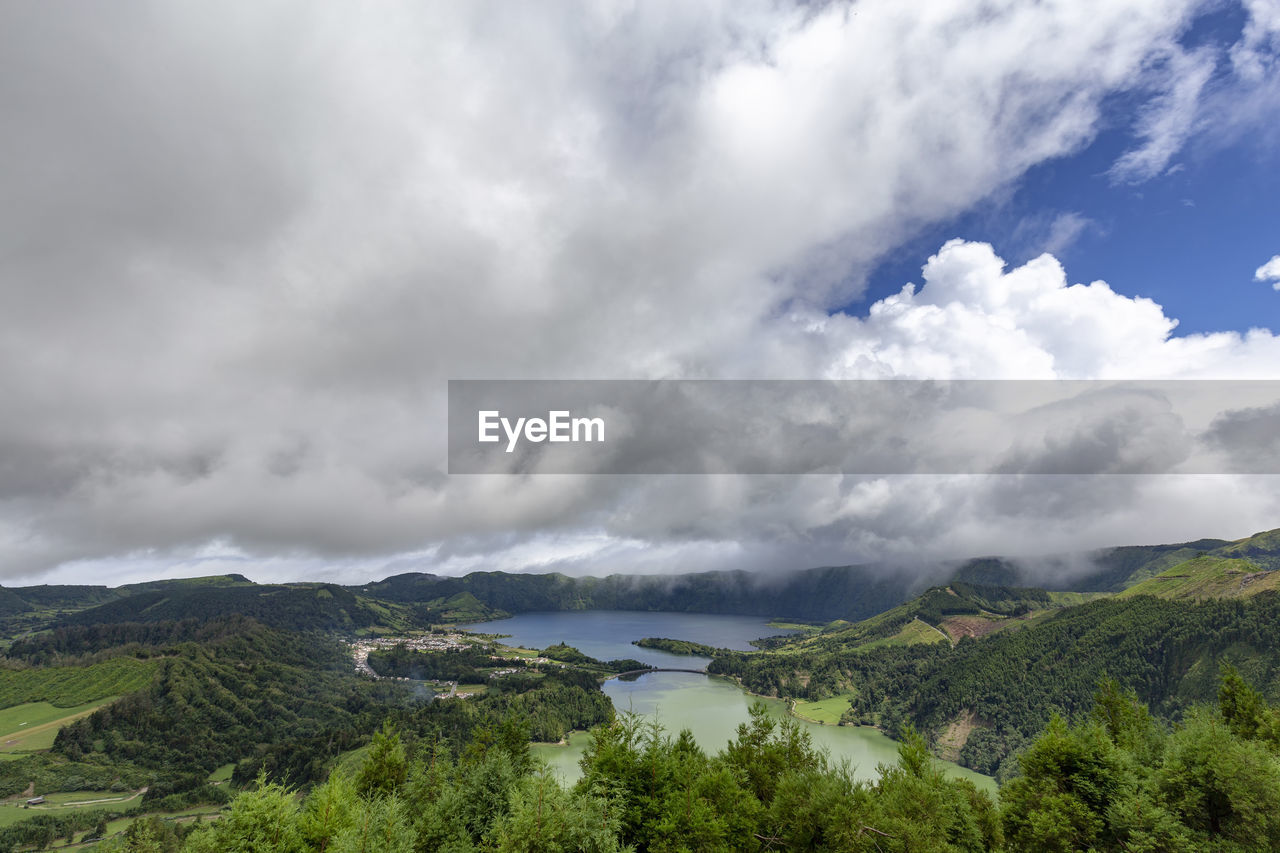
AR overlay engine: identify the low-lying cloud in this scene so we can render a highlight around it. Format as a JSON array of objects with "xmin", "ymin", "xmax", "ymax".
[{"xmin": 3, "ymin": 1, "xmax": 1280, "ymax": 586}]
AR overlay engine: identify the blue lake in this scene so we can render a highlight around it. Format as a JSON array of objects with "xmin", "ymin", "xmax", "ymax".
[
  {"xmin": 461, "ymin": 609, "xmax": 797, "ymax": 669},
  {"xmin": 462, "ymin": 610, "xmax": 994, "ymax": 792}
]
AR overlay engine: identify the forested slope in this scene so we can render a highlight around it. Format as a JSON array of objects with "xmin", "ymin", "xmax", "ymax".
[
  {"xmin": 91, "ymin": 672, "xmax": 1280, "ymax": 853},
  {"xmin": 713, "ymin": 591, "xmax": 1280, "ymax": 776}
]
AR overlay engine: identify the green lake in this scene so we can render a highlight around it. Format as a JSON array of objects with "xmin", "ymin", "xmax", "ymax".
[{"xmin": 464, "ymin": 611, "xmax": 994, "ymax": 793}]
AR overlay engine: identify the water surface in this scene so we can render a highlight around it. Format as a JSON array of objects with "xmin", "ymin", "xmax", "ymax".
[
  {"xmin": 463, "ymin": 611, "xmax": 993, "ymax": 793},
  {"xmin": 461, "ymin": 610, "xmax": 796, "ymax": 669}
]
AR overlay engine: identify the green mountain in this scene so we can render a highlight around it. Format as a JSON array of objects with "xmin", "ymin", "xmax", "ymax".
[
  {"xmin": 947, "ymin": 529, "xmax": 1280, "ymax": 594},
  {"xmin": 1106, "ymin": 530, "xmax": 1280, "ymax": 601},
  {"xmin": 774, "ymin": 582, "xmax": 1064, "ymax": 655},
  {"xmin": 712, "ymin": 591, "xmax": 1280, "ymax": 775},
  {"xmin": 360, "ymin": 564, "xmax": 919, "ymax": 623},
  {"xmin": 1117, "ymin": 555, "xmax": 1280, "ymax": 600},
  {"xmin": 0, "ymin": 584, "xmax": 120, "ymax": 615},
  {"xmin": 702, "ymin": 529, "xmax": 1280, "ymax": 778},
  {"xmin": 60, "ymin": 581, "xmax": 410, "ymax": 634}
]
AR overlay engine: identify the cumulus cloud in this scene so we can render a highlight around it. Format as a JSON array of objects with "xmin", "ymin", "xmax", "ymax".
[
  {"xmin": 1257, "ymin": 254, "xmax": 1280, "ymax": 288},
  {"xmin": 3, "ymin": 1, "xmax": 1280, "ymax": 585}
]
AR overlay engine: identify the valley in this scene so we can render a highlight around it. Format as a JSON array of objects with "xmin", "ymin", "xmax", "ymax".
[{"xmin": 0, "ymin": 528, "xmax": 1279, "ymax": 848}]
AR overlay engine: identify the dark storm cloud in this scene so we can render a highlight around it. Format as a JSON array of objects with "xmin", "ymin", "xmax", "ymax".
[
  {"xmin": 3, "ymin": 1, "xmax": 1280, "ymax": 585},
  {"xmin": 1204, "ymin": 402, "xmax": 1280, "ymax": 472}
]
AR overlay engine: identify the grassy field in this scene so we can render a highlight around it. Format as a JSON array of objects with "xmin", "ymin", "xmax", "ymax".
[
  {"xmin": 0, "ymin": 802, "xmax": 112, "ymax": 829},
  {"xmin": 329, "ymin": 745, "xmax": 370, "ymax": 779},
  {"xmin": 0, "ymin": 698, "xmax": 117, "ymax": 756},
  {"xmin": 767, "ymin": 620, "xmax": 823, "ymax": 632},
  {"xmin": 0, "ymin": 787, "xmax": 144, "ymax": 828},
  {"xmin": 1118, "ymin": 556, "xmax": 1280, "ymax": 601},
  {"xmin": 87, "ymin": 806, "xmax": 224, "ymax": 849},
  {"xmin": 792, "ymin": 694, "xmax": 853, "ymax": 725},
  {"xmin": 207, "ymin": 764, "xmax": 235, "ymax": 784},
  {"xmin": 0, "ymin": 658, "xmax": 158, "ymax": 709},
  {"xmin": 1046, "ymin": 591, "xmax": 1112, "ymax": 606},
  {"xmin": 857, "ymin": 617, "xmax": 951, "ymax": 651}
]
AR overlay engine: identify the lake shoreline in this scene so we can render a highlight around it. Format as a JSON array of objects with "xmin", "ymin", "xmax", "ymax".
[{"xmin": 482, "ymin": 611, "xmax": 993, "ymax": 792}]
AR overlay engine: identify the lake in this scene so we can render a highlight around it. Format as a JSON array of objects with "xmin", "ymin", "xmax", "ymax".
[
  {"xmin": 462, "ymin": 611, "xmax": 995, "ymax": 792},
  {"xmin": 462, "ymin": 609, "xmax": 795, "ymax": 669}
]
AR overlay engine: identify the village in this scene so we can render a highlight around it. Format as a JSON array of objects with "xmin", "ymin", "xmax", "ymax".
[{"xmin": 347, "ymin": 633, "xmax": 558, "ymax": 699}]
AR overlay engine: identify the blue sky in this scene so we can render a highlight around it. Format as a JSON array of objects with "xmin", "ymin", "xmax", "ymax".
[{"xmin": 857, "ymin": 6, "xmax": 1280, "ymax": 338}]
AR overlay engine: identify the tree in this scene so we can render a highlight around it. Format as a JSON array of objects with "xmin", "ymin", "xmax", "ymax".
[
  {"xmin": 181, "ymin": 773, "xmax": 305, "ymax": 853},
  {"xmin": 331, "ymin": 795, "xmax": 414, "ymax": 853},
  {"xmin": 355, "ymin": 721, "xmax": 407, "ymax": 798},
  {"xmin": 1156, "ymin": 708, "xmax": 1280, "ymax": 847},
  {"xmin": 1218, "ymin": 662, "xmax": 1279, "ymax": 748},
  {"xmin": 300, "ymin": 772, "xmax": 356, "ymax": 853},
  {"xmin": 493, "ymin": 769, "xmax": 623, "ymax": 853},
  {"xmin": 1000, "ymin": 716, "xmax": 1128, "ymax": 852}
]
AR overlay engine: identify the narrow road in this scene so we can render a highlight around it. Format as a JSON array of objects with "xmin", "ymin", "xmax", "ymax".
[
  {"xmin": 915, "ymin": 616, "xmax": 953, "ymax": 646},
  {"xmin": 29, "ymin": 787, "xmax": 148, "ymax": 809}
]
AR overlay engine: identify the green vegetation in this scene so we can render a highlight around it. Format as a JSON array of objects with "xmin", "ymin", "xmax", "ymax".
[
  {"xmin": 0, "ymin": 659, "xmax": 157, "ymax": 709},
  {"xmin": 534, "ymin": 643, "xmax": 647, "ymax": 674},
  {"xmin": 0, "ymin": 698, "xmax": 118, "ymax": 755},
  {"xmin": 69, "ymin": 671, "xmax": 1280, "ymax": 852},
  {"xmin": 206, "ymin": 764, "xmax": 234, "ymax": 784},
  {"xmin": 368, "ymin": 643, "xmax": 515, "ymax": 683},
  {"xmin": 414, "ymin": 591, "xmax": 509, "ymax": 624},
  {"xmin": 748, "ymin": 582, "xmax": 1059, "ymax": 659},
  {"xmin": 1117, "ymin": 554, "xmax": 1280, "ymax": 600},
  {"xmin": 714, "ymin": 591, "xmax": 1280, "ymax": 777},
  {"xmin": 861, "ymin": 617, "xmax": 952, "ymax": 649},
  {"xmin": 1215, "ymin": 528, "xmax": 1280, "ymax": 570},
  {"xmin": 767, "ymin": 620, "xmax": 823, "ymax": 631},
  {"xmin": 51, "ymin": 618, "xmax": 405, "ymax": 787},
  {"xmin": 63, "ymin": 582, "xmax": 415, "ymax": 634},
  {"xmin": 364, "ymin": 564, "xmax": 922, "ymax": 623},
  {"xmin": 537, "ymin": 642, "xmax": 595, "ymax": 665},
  {"xmin": 95, "ymin": 705, "xmax": 1001, "ymax": 853},
  {"xmin": 367, "ymin": 641, "xmax": 646, "ymax": 687},
  {"xmin": 793, "ymin": 694, "xmax": 853, "ymax": 725},
  {"xmin": 0, "ymin": 699, "xmax": 116, "ymax": 741},
  {"xmin": 0, "ymin": 617, "xmax": 618, "ymax": 848},
  {"xmin": 1, "ymin": 529, "xmax": 1280, "ymax": 848},
  {"xmin": 634, "ymin": 637, "xmax": 725, "ymax": 656}
]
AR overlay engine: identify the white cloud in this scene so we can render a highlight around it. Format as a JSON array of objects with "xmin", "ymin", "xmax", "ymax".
[
  {"xmin": 1231, "ymin": 0, "xmax": 1280, "ymax": 80},
  {"xmin": 821, "ymin": 240, "xmax": 1280, "ymax": 380},
  {"xmin": 3, "ymin": 1, "xmax": 1280, "ymax": 584},
  {"xmin": 1111, "ymin": 46, "xmax": 1217, "ymax": 183},
  {"xmin": 1257, "ymin": 254, "xmax": 1280, "ymax": 288}
]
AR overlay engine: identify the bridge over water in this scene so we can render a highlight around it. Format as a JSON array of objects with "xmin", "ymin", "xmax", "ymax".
[{"xmin": 607, "ymin": 667, "xmax": 708, "ymax": 679}]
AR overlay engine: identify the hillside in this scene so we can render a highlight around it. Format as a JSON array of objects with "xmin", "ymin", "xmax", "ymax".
[
  {"xmin": 8, "ymin": 530, "xmax": 1277, "ymax": 642},
  {"xmin": 58, "ymin": 582, "xmax": 414, "ymax": 634},
  {"xmin": 1100, "ymin": 530, "xmax": 1280, "ymax": 602},
  {"xmin": 360, "ymin": 564, "xmax": 921, "ymax": 623},
  {"xmin": 703, "ymin": 530, "xmax": 1280, "ymax": 779},
  {"xmin": 1214, "ymin": 528, "xmax": 1280, "ymax": 570},
  {"xmin": 1117, "ymin": 554, "xmax": 1280, "ymax": 600},
  {"xmin": 712, "ymin": 591, "xmax": 1280, "ymax": 776},
  {"xmin": 769, "ymin": 582, "xmax": 1061, "ymax": 656},
  {"xmin": 358, "ymin": 528, "xmax": 1280, "ymax": 626}
]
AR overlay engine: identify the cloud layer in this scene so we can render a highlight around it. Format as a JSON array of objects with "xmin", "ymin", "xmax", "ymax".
[
  {"xmin": 1258, "ymin": 254, "xmax": 1280, "ymax": 289},
  {"xmin": 3, "ymin": 1, "xmax": 1280, "ymax": 585}
]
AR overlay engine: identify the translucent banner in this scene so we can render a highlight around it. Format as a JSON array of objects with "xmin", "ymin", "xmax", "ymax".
[{"xmin": 447, "ymin": 380, "xmax": 1280, "ymax": 475}]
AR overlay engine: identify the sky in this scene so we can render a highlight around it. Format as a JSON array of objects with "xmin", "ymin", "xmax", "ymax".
[{"xmin": 2, "ymin": 0, "xmax": 1280, "ymax": 588}]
